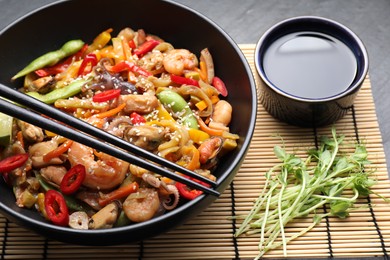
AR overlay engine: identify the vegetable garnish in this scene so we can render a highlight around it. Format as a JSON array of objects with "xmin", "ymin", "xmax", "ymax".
[
  {"xmin": 0, "ymin": 154, "xmax": 29, "ymax": 173},
  {"xmin": 234, "ymin": 128, "xmax": 388, "ymax": 259},
  {"xmin": 175, "ymin": 176, "xmax": 210, "ymax": 200},
  {"xmin": 60, "ymin": 164, "xmax": 86, "ymax": 195},
  {"xmin": 212, "ymin": 76, "xmax": 228, "ymax": 97},
  {"xmin": 44, "ymin": 189, "xmax": 69, "ymax": 226},
  {"xmin": 170, "ymin": 74, "xmax": 199, "ymax": 87},
  {"xmin": 92, "ymin": 89, "xmax": 121, "ymax": 103}
]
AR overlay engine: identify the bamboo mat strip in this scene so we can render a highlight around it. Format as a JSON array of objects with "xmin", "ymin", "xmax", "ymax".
[{"xmin": 0, "ymin": 44, "xmax": 389, "ymax": 259}]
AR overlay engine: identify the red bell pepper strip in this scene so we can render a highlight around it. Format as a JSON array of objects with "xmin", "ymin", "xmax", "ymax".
[
  {"xmin": 170, "ymin": 74, "xmax": 199, "ymax": 87},
  {"xmin": 130, "ymin": 112, "xmax": 146, "ymax": 125},
  {"xmin": 77, "ymin": 53, "xmax": 98, "ymax": 76},
  {"xmin": 35, "ymin": 44, "xmax": 88, "ymax": 77},
  {"xmin": 109, "ymin": 61, "xmax": 152, "ymax": 77},
  {"xmin": 60, "ymin": 164, "xmax": 86, "ymax": 195},
  {"xmin": 175, "ymin": 176, "xmax": 210, "ymax": 200},
  {"xmin": 92, "ymin": 89, "xmax": 121, "ymax": 103},
  {"xmin": 212, "ymin": 76, "xmax": 228, "ymax": 97},
  {"xmin": 0, "ymin": 154, "xmax": 29, "ymax": 173},
  {"xmin": 133, "ymin": 39, "xmax": 160, "ymax": 57},
  {"xmin": 44, "ymin": 189, "xmax": 69, "ymax": 226},
  {"xmin": 128, "ymin": 39, "xmax": 136, "ymax": 49}
]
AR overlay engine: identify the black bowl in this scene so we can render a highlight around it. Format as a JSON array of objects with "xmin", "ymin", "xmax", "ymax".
[
  {"xmin": 255, "ymin": 16, "xmax": 368, "ymax": 127},
  {"xmin": 0, "ymin": 0, "xmax": 257, "ymax": 245}
]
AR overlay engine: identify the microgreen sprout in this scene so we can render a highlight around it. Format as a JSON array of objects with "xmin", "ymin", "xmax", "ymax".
[{"xmin": 234, "ymin": 127, "xmax": 387, "ymax": 259}]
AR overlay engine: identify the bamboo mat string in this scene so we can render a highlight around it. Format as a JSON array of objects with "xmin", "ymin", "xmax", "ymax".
[
  {"xmin": 313, "ymin": 125, "xmax": 334, "ymax": 258},
  {"xmin": 0, "ymin": 218, "xmax": 9, "ymax": 259},
  {"xmin": 42, "ymin": 238, "xmax": 48, "ymax": 260},
  {"xmin": 352, "ymin": 105, "xmax": 389, "ymax": 258},
  {"xmin": 229, "ymin": 182, "xmax": 240, "ymax": 259}
]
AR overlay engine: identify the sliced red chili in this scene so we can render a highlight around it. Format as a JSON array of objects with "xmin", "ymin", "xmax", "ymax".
[
  {"xmin": 77, "ymin": 53, "xmax": 98, "ymax": 76},
  {"xmin": 92, "ymin": 89, "xmax": 121, "ymax": 103},
  {"xmin": 170, "ymin": 74, "xmax": 199, "ymax": 87},
  {"xmin": 175, "ymin": 177, "xmax": 210, "ymax": 200},
  {"xmin": 133, "ymin": 39, "xmax": 160, "ymax": 57},
  {"xmin": 0, "ymin": 154, "xmax": 29, "ymax": 173},
  {"xmin": 109, "ymin": 61, "xmax": 152, "ymax": 77},
  {"xmin": 44, "ymin": 190, "xmax": 69, "ymax": 226},
  {"xmin": 212, "ymin": 76, "xmax": 228, "ymax": 97},
  {"xmin": 130, "ymin": 112, "xmax": 146, "ymax": 125},
  {"xmin": 60, "ymin": 164, "xmax": 86, "ymax": 195}
]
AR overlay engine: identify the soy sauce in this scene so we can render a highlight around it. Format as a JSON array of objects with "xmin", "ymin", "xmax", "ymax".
[{"xmin": 263, "ymin": 32, "xmax": 357, "ymax": 99}]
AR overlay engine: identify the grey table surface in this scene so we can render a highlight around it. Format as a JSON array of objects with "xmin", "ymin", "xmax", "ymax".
[{"xmin": 0, "ymin": 0, "xmax": 389, "ymax": 259}]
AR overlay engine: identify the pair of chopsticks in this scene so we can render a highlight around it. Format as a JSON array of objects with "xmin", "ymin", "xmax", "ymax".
[{"xmin": 0, "ymin": 83, "xmax": 220, "ymax": 197}]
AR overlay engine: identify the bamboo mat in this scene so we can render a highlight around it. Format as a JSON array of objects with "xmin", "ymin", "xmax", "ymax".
[{"xmin": 1, "ymin": 44, "xmax": 390, "ymax": 260}]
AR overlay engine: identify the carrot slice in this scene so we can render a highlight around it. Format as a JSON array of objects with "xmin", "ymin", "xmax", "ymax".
[
  {"xmin": 43, "ymin": 140, "xmax": 73, "ymax": 163},
  {"xmin": 95, "ymin": 103, "xmax": 126, "ymax": 119},
  {"xmin": 197, "ymin": 117, "xmax": 224, "ymax": 136},
  {"xmin": 98, "ymin": 182, "xmax": 139, "ymax": 207}
]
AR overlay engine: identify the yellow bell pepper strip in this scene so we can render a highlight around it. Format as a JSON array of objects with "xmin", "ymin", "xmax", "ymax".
[
  {"xmin": 86, "ymin": 28, "xmax": 112, "ymax": 54},
  {"xmin": 188, "ymin": 128, "xmax": 210, "ymax": 144},
  {"xmin": 133, "ymin": 39, "xmax": 160, "ymax": 57},
  {"xmin": 35, "ymin": 44, "xmax": 88, "ymax": 77},
  {"xmin": 12, "ymin": 39, "xmax": 85, "ymax": 80},
  {"xmin": 170, "ymin": 74, "xmax": 199, "ymax": 87},
  {"xmin": 157, "ymin": 89, "xmax": 198, "ymax": 129},
  {"xmin": 108, "ymin": 61, "xmax": 152, "ymax": 77},
  {"xmin": 26, "ymin": 78, "xmax": 89, "ymax": 104},
  {"xmin": 37, "ymin": 193, "xmax": 48, "ymax": 220}
]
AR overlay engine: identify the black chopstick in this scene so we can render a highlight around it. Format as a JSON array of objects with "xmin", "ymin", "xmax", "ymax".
[{"xmin": 0, "ymin": 84, "xmax": 220, "ymax": 197}]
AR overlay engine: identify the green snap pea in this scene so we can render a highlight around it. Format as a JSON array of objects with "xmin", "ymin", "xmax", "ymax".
[
  {"xmin": 26, "ymin": 78, "xmax": 89, "ymax": 104},
  {"xmin": 12, "ymin": 39, "xmax": 85, "ymax": 80},
  {"xmin": 157, "ymin": 89, "xmax": 198, "ymax": 129},
  {"xmin": 114, "ymin": 211, "xmax": 131, "ymax": 227}
]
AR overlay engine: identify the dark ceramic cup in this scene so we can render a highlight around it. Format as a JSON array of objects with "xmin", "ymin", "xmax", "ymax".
[{"xmin": 255, "ymin": 16, "xmax": 369, "ymax": 127}]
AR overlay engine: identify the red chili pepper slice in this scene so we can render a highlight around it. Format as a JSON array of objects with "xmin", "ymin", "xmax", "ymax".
[
  {"xmin": 130, "ymin": 112, "xmax": 146, "ymax": 125},
  {"xmin": 0, "ymin": 154, "xmax": 29, "ymax": 173},
  {"xmin": 60, "ymin": 164, "xmax": 86, "ymax": 195},
  {"xmin": 133, "ymin": 39, "xmax": 160, "ymax": 57},
  {"xmin": 35, "ymin": 44, "xmax": 88, "ymax": 77},
  {"xmin": 175, "ymin": 177, "xmax": 210, "ymax": 200},
  {"xmin": 44, "ymin": 190, "xmax": 69, "ymax": 226},
  {"xmin": 92, "ymin": 89, "xmax": 121, "ymax": 103},
  {"xmin": 109, "ymin": 61, "xmax": 152, "ymax": 77},
  {"xmin": 170, "ymin": 74, "xmax": 199, "ymax": 87},
  {"xmin": 77, "ymin": 53, "xmax": 98, "ymax": 76},
  {"xmin": 212, "ymin": 76, "xmax": 228, "ymax": 97}
]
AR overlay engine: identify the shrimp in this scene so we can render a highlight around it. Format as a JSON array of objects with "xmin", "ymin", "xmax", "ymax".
[
  {"xmin": 198, "ymin": 137, "xmax": 223, "ymax": 164},
  {"xmin": 163, "ymin": 49, "xmax": 198, "ymax": 75},
  {"xmin": 67, "ymin": 142, "xmax": 129, "ymax": 190},
  {"xmin": 123, "ymin": 187, "xmax": 160, "ymax": 222},
  {"xmin": 209, "ymin": 100, "xmax": 233, "ymax": 131}
]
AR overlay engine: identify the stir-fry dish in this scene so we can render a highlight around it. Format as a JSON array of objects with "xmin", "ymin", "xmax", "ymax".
[{"xmin": 0, "ymin": 27, "xmax": 238, "ymax": 229}]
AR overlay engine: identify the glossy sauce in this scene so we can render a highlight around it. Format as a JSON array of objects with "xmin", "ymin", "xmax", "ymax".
[{"xmin": 263, "ymin": 32, "xmax": 357, "ymax": 99}]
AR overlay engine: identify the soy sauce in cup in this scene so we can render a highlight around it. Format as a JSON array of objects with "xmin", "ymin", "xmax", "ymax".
[
  {"xmin": 263, "ymin": 31, "xmax": 357, "ymax": 99},
  {"xmin": 255, "ymin": 16, "xmax": 369, "ymax": 127}
]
